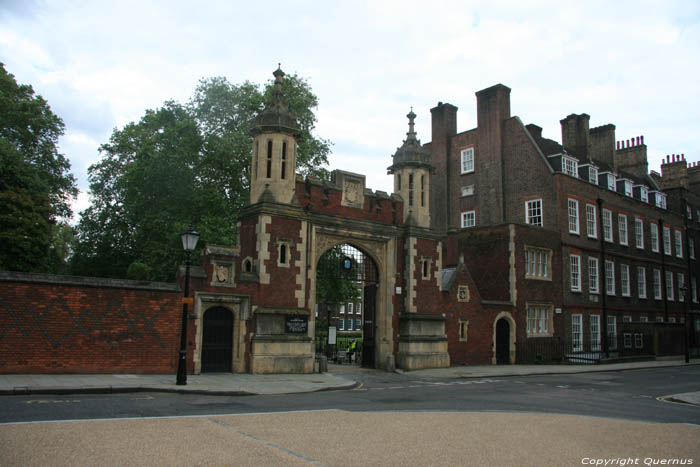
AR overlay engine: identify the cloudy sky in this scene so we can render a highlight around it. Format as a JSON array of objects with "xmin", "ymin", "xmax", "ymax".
[{"xmin": 2, "ymin": 0, "xmax": 699, "ymax": 222}]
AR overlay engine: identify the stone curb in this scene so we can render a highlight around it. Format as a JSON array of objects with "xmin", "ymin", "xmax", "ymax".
[
  {"xmin": 394, "ymin": 361, "xmax": 700, "ymax": 380},
  {"xmin": 0, "ymin": 380, "xmax": 359, "ymax": 397}
]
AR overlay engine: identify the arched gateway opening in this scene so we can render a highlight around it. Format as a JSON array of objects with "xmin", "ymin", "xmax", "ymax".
[
  {"xmin": 315, "ymin": 243, "xmax": 379, "ymax": 368},
  {"xmin": 201, "ymin": 307, "xmax": 234, "ymax": 372}
]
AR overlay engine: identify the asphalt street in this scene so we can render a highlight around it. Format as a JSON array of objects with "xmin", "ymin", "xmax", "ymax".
[
  {"xmin": 1, "ymin": 366, "xmax": 699, "ymax": 424},
  {"xmin": 1, "ymin": 366, "xmax": 699, "ymax": 466}
]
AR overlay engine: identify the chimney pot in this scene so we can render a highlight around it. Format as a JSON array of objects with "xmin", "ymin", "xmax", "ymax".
[
  {"xmin": 636, "ymin": 136, "xmax": 640, "ymax": 146},
  {"xmin": 616, "ymin": 141, "xmax": 620, "ymax": 150},
  {"xmin": 641, "ymin": 135, "xmax": 644, "ymax": 144}
]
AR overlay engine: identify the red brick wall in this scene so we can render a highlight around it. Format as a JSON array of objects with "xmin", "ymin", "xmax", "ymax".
[
  {"xmin": 441, "ymin": 265, "xmax": 501, "ymax": 365},
  {"xmin": 413, "ymin": 237, "xmax": 443, "ymax": 312},
  {"xmin": 0, "ymin": 273, "xmax": 181, "ymax": 374},
  {"xmin": 296, "ymin": 180, "xmax": 401, "ymax": 225}
]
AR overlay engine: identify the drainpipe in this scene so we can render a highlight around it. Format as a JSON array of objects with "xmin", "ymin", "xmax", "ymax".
[
  {"xmin": 596, "ymin": 198, "xmax": 609, "ymax": 359},
  {"xmin": 682, "ymin": 199, "xmax": 691, "ymax": 363},
  {"xmin": 660, "ymin": 218, "xmax": 669, "ymax": 322}
]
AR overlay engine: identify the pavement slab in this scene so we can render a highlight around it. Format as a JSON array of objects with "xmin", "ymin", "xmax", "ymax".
[{"xmin": 1, "ymin": 411, "xmax": 698, "ymax": 466}]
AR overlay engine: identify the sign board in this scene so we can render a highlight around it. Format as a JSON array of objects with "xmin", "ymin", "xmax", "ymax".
[
  {"xmin": 328, "ymin": 326, "xmax": 337, "ymax": 345},
  {"xmin": 285, "ymin": 316, "xmax": 308, "ymax": 334}
]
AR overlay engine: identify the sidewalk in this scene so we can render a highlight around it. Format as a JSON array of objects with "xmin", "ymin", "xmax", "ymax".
[{"xmin": 0, "ymin": 358, "xmax": 698, "ymax": 405}]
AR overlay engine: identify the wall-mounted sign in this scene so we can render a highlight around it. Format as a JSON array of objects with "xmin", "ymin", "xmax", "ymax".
[
  {"xmin": 395, "ymin": 287, "xmax": 402, "ymax": 295},
  {"xmin": 328, "ymin": 326, "xmax": 337, "ymax": 345},
  {"xmin": 555, "ymin": 308, "xmax": 562, "ymax": 314},
  {"xmin": 285, "ymin": 316, "xmax": 308, "ymax": 334},
  {"xmin": 342, "ymin": 256, "xmax": 353, "ymax": 271}
]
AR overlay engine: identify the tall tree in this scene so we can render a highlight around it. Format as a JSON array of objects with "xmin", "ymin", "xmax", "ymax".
[
  {"xmin": 73, "ymin": 72, "xmax": 331, "ymax": 281},
  {"xmin": 0, "ymin": 63, "xmax": 77, "ymax": 273}
]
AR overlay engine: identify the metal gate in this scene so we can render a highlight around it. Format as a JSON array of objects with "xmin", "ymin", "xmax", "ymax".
[
  {"xmin": 362, "ymin": 283, "xmax": 377, "ymax": 367},
  {"xmin": 316, "ymin": 243, "xmax": 379, "ymax": 368},
  {"xmin": 201, "ymin": 307, "xmax": 233, "ymax": 372},
  {"xmin": 496, "ymin": 318, "xmax": 510, "ymax": 364}
]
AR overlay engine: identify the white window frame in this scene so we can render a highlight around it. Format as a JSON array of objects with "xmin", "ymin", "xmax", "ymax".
[
  {"xmin": 338, "ymin": 318, "xmax": 345, "ymax": 330},
  {"xmin": 635, "ymin": 217, "xmax": 644, "ymax": 249},
  {"xmin": 568, "ymin": 198, "xmax": 579, "ymax": 234},
  {"xmin": 635, "ymin": 333, "xmax": 644, "ymax": 349},
  {"xmin": 605, "ymin": 260, "xmax": 615, "ymax": 296},
  {"xmin": 525, "ymin": 247, "xmax": 551, "ymax": 280},
  {"xmin": 526, "ymin": 304, "xmax": 553, "ymax": 337},
  {"xmin": 461, "ymin": 210, "xmax": 475, "ymax": 228},
  {"xmin": 588, "ymin": 257, "xmax": 599, "ymax": 294},
  {"xmin": 624, "ymin": 180, "xmax": 633, "ymax": 197},
  {"xmin": 640, "ymin": 187, "xmax": 648, "ymax": 203},
  {"xmin": 690, "ymin": 239, "xmax": 695, "ymax": 259},
  {"xmin": 618, "ymin": 214, "xmax": 628, "ymax": 246},
  {"xmin": 637, "ymin": 267, "xmax": 647, "ymax": 299},
  {"xmin": 347, "ymin": 303, "xmax": 353, "ymax": 314},
  {"xmin": 665, "ymin": 270, "xmax": 674, "ymax": 301},
  {"xmin": 591, "ymin": 315, "xmax": 601, "ymax": 352},
  {"xmin": 675, "ymin": 230, "xmax": 683, "ymax": 258},
  {"xmin": 656, "ymin": 192, "xmax": 667, "ymax": 209},
  {"xmin": 525, "ymin": 199, "xmax": 543, "ymax": 226},
  {"xmin": 356, "ymin": 303, "xmax": 362, "ymax": 315},
  {"xmin": 586, "ymin": 204, "xmax": 597, "ymax": 239},
  {"xmin": 653, "ymin": 269, "xmax": 662, "ymax": 300},
  {"xmin": 650, "ymin": 223, "xmax": 659, "ymax": 252},
  {"xmin": 563, "ymin": 156, "xmax": 578, "ymax": 178},
  {"xmin": 460, "ymin": 147, "xmax": 474, "ymax": 174},
  {"xmin": 678, "ymin": 273, "xmax": 685, "ymax": 302},
  {"xmin": 572, "ymin": 314, "xmax": 583, "ymax": 352},
  {"xmin": 589, "ymin": 166, "xmax": 598, "ymax": 184},
  {"xmin": 663, "ymin": 226, "xmax": 671, "ymax": 255},
  {"xmin": 570, "ymin": 254, "xmax": 581, "ymax": 292},
  {"xmin": 620, "ymin": 264, "xmax": 630, "ymax": 297},
  {"xmin": 602, "ymin": 209, "xmax": 613, "ymax": 242},
  {"xmin": 640, "ymin": 316, "xmax": 649, "ymax": 323}
]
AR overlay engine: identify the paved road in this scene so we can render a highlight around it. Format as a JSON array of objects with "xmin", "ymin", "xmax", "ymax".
[
  {"xmin": 1, "ymin": 366, "xmax": 699, "ymax": 424},
  {"xmin": 1, "ymin": 366, "xmax": 699, "ymax": 466}
]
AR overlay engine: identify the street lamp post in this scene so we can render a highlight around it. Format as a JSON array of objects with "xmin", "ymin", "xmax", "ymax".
[{"xmin": 176, "ymin": 225, "xmax": 200, "ymax": 386}]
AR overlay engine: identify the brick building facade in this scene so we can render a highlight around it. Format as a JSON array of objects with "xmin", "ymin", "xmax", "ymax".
[{"xmin": 2, "ymin": 67, "xmax": 697, "ymax": 375}]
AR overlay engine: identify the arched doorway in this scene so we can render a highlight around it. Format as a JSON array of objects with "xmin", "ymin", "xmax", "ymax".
[
  {"xmin": 201, "ymin": 307, "xmax": 233, "ymax": 372},
  {"xmin": 495, "ymin": 318, "xmax": 510, "ymax": 364},
  {"xmin": 316, "ymin": 243, "xmax": 379, "ymax": 368}
]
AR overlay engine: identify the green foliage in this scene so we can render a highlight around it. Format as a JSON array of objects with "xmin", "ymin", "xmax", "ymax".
[
  {"xmin": 126, "ymin": 261, "xmax": 154, "ymax": 281},
  {"xmin": 0, "ymin": 63, "xmax": 77, "ymax": 273},
  {"xmin": 72, "ymin": 72, "xmax": 330, "ymax": 280}
]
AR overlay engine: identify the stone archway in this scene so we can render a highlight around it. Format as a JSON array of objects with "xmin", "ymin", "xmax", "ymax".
[
  {"xmin": 492, "ymin": 311, "xmax": 516, "ymax": 364},
  {"xmin": 192, "ymin": 293, "xmax": 250, "ymax": 374},
  {"xmin": 309, "ymin": 226, "xmax": 398, "ymax": 370}
]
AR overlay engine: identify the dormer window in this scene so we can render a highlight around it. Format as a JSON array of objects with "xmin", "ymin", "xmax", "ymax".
[
  {"xmin": 562, "ymin": 156, "xmax": 578, "ymax": 178},
  {"xmin": 624, "ymin": 180, "xmax": 632, "ymax": 197},
  {"xmin": 640, "ymin": 187, "xmax": 648, "ymax": 203},
  {"xmin": 588, "ymin": 166, "xmax": 598, "ymax": 184},
  {"xmin": 605, "ymin": 174, "xmax": 616, "ymax": 191},
  {"xmin": 655, "ymin": 192, "xmax": 667, "ymax": 209}
]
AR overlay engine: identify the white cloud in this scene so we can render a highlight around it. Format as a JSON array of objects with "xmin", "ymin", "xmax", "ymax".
[{"xmin": 1, "ymin": 0, "xmax": 699, "ymax": 218}]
